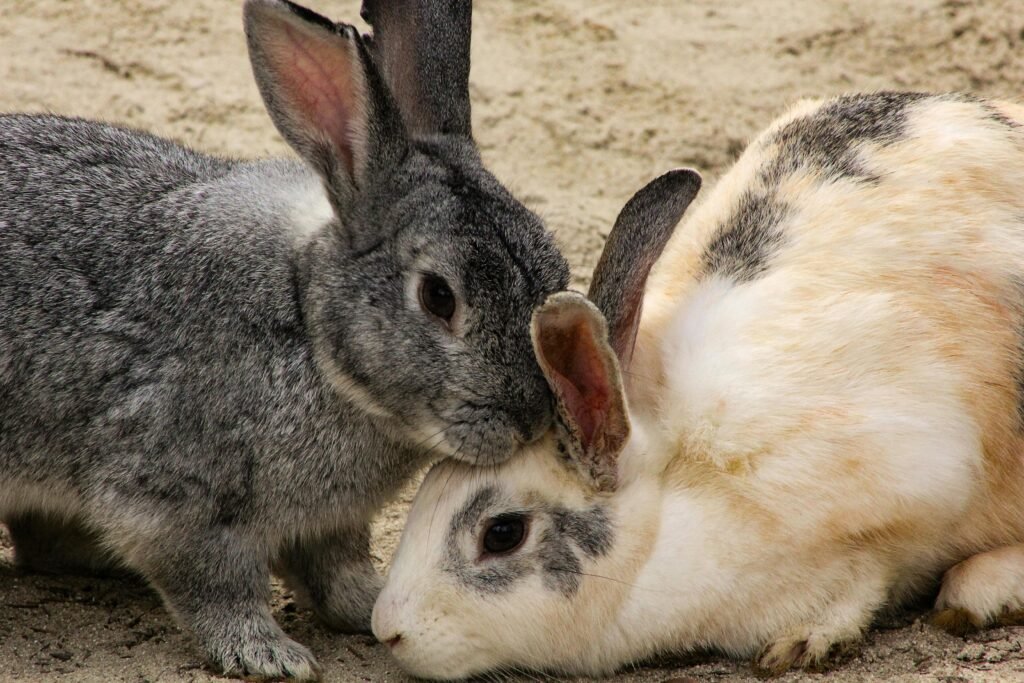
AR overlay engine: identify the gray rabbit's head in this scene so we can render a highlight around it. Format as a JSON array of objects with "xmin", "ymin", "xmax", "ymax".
[{"xmin": 246, "ymin": 0, "xmax": 568, "ymax": 464}]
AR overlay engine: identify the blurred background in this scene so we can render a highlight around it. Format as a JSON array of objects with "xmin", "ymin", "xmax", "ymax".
[{"xmin": 1, "ymin": 1, "xmax": 1022, "ymax": 681}]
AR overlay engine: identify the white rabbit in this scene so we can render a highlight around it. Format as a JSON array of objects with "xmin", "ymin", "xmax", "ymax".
[{"xmin": 372, "ymin": 92, "xmax": 1024, "ymax": 678}]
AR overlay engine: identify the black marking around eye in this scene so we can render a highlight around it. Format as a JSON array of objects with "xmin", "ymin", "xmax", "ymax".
[
  {"xmin": 449, "ymin": 486, "xmax": 496, "ymax": 537},
  {"xmin": 539, "ymin": 505, "xmax": 614, "ymax": 596},
  {"xmin": 444, "ymin": 486, "xmax": 523, "ymax": 594},
  {"xmin": 458, "ymin": 557, "xmax": 531, "ymax": 594},
  {"xmin": 444, "ymin": 487, "xmax": 614, "ymax": 598},
  {"xmin": 553, "ymin": 506, "xmax": 613, "ymax": 559},
  {"xmin": 539, "ymin": 526, "xmax": 583, "ymax": 595}
]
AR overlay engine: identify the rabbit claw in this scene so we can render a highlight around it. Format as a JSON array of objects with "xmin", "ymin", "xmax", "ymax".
[
  {"xmin": 753, "ymin": 629, "xmax": 856, "ymax": 676},
  {"xmin": 211, "ymin": 630, "xmax": 320, "ymax": 681}
]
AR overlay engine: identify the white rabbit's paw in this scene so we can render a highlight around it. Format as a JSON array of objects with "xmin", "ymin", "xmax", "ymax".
[
  {"xmin": 753, "ymin": 629, "xmax": 856, "ymax": 676},
  {"xmin": 934, "ymin": 544, "xmax": 1024, "ymax": 636},
  {"xmin": 213, "ymin": 632, "xmax": 320, "ymax": 681}
]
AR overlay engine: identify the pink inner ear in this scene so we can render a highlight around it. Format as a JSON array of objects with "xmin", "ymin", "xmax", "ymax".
[
  {"xmin": 540, "ymin": 317, "xmax": 612, "ymax": 451},
  {"xmin": 272, "ymin": 23, "xmax": 363, "ymax": 179}
]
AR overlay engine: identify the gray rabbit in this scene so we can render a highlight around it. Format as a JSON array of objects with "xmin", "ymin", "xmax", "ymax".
[{"xmin": 0, "ymin": 0, "xmax": 568, "ymax": 679}]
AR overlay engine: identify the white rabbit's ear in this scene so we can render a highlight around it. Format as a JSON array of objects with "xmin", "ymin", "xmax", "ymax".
[
  {"xmin": 588, "ymin": 169, "xmax": 701, "ymax": 369},
  {"xmin": 244, "ymin": 0, "xmax": 408, "ymax": 219},
  {"xmin": 360, "ymin": 0, "xmax": 473, "ymax": 139},
  {"xmin": 532, "ymin": 292, "xmax": 628, "ymax": 493}
]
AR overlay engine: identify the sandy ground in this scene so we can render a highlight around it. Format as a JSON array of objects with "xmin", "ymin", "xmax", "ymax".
[{"xmin": 2, "ymin": 0, "xmax": 1024, "ymax": 681}]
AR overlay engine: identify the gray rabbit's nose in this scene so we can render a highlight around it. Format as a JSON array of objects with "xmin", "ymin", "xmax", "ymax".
[
  {"xmin": 509, "ymin": 398, "xmax": 553, "ymax": 444},
  {"xmin": 517, "ymin": 419, "xmax": 547, "ymax": 444}
]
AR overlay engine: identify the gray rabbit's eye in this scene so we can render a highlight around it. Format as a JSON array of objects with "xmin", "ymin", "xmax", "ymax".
[{"xmin": 419, "ymin": 273, "xmax": 456, "ymax": 324}]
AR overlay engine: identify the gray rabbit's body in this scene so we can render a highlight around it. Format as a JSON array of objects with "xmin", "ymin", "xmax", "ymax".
[
  {"xmin": 0, "ymin": 0, "xmax": 568, "ymax": 679},
  {"xmin": 0, "ymin": 114, "xmax": 415, "ymax": 533}
]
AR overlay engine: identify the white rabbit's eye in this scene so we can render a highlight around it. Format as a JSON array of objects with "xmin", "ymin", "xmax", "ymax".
[
  {"xmin": 481, "ymin": 514, "xmax": 528, "ymax": 556},
  {"xmin": 419, "ymin": 273, "xmax": 456, "ymax": 324}
]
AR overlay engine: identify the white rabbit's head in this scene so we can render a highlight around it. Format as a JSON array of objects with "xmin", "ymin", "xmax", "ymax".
[{"xmin": 371, "ymin": 441, "xmax": 632, "ymax": 677}]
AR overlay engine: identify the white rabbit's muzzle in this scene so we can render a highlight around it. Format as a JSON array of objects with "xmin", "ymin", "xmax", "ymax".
[
  {"xmin": 376, "ymin": 446, "xmax": 630, "ymax": 679},
  {"xmin": 371, "ymin": 586, "xmax": 499, "ymax": 680}
]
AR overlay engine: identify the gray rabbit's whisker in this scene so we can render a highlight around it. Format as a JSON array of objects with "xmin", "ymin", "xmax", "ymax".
[
  {"xmin": 417, "ymin": 431, "xmax": 452, "ymax": 467},
  {"xmin": 511, "ymin": 664, "xmax": 553, "ymax": 682},
  {"xmin": 411, "ymin": 426, "xmax": 450, "ymax": 453}
]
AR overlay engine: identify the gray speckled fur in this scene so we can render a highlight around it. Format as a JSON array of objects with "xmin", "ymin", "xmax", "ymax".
[{"xmin": 0, "ymin": 0, "xmax": 567, "ymax": 678}]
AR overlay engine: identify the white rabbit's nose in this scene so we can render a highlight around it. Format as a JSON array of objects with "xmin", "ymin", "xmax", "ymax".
[{"xmin": 371, "ymin": 593, "xmax": 404, "ymax": 645}]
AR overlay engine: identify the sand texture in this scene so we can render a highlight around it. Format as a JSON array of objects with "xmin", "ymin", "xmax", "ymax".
[{"xmin": 2, "ymin": 0, "xmax": 1024, "ymax": 680}]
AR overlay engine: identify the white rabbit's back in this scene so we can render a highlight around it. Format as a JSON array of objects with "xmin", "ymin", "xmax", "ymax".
[{"xmin": 637, "ymin": 93, "xmax": 1024, "ymax": 573}]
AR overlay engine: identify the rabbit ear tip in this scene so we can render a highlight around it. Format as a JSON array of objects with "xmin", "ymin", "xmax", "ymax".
[
  {"xmin": 678, "ymin": 167, "xmax": 702, "ymax": 181},
  {"xmin": 663, "ymin": 168, "xmax": 703, "ymax": 190},
  {"xmin": 244, "ymin": 0, "xmax": 289, "ymax": 18}
]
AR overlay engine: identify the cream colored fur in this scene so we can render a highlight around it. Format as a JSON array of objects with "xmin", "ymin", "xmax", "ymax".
[{"xmin": 374, "ymin": 94, "xmax": 1024, "ymax": 678}]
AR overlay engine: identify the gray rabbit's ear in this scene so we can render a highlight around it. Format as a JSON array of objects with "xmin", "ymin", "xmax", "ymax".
[
  {"xmin": 244, "ymin": 0, "xmax": 408, "ymax": 218},
  {"xmin": 360, "ymin": 0, "xmax": 473, "ymax": 139},
  {"xmin": 531, "ymin": 292, "xmax": 629, "ymax": 493},
  {"xmin": 587, "ymin": 169, "xmax": 702, "ymax": 370}
]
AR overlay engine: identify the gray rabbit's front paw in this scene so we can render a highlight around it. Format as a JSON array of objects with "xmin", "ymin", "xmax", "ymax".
[
  {"xmin": 278, "ymin": 526, "xmax": 382, "ymax": 632},
  {"xmin": 145, "ymin": 530, "xmax": 319, "ymax": 680},
  {"xmin": 208, "ymin": 623, "xmax": 320, "ymax": 681}
]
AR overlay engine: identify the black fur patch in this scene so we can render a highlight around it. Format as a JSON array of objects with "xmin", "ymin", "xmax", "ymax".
[
  {"xmin": 539, "ymin": 526, "xmax": 583, "ymax": 595},
  {"xmin": 540, "ymin": 506, "xmax": 613, "ymax": 595},
  {"xmin": 701, "ymin": 190, "xmax": 789, "ymax": 282},
  {"xmin": 444, "ymin": 487, "xmax": 613, "ymax": 597},
  {"xmin": 553, "ymin": 506, "xmax": 613, "ymax": 559},
  {"xmin": 768, "ymin": 92, "xmax": 929, "ymax": 182},
  {"xmin": 981, "ymin": 104, "xmax": 1021, "ymax": 130},
  {"xmin": 953, "ymin": 94, "xmax": 1021, "ymax": 130},
  {"xmin": 701, "ymin": 92, "xmax": 930, "ymax": 283},
  {"xmin": 449, "ymin": 486, "xmax": 497, "ymax": 538}
]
